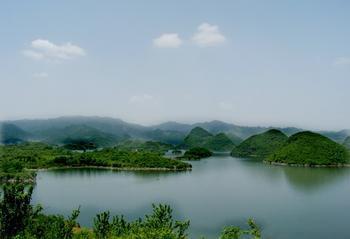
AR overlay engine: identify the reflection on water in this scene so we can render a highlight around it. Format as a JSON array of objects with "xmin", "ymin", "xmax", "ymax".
[
  {"xmin": 46, "ymin": 168, "xmax": 189, "ymax": 180},
  {"xmin": 282, "ymin": 166, "xmax": 350, "ymax": 192},
  {"xmin": 32, "ymin": 156, "xmax": 350, "ymax": 239}
]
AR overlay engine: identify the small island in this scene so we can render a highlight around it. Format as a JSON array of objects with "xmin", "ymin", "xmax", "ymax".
[
  {"xmin": 0, "ymin": 142, "xmax": 192, "ymax": 182},
  {"xmin": 182, "ymin": 147, "xmax": 213, "ymax": 160},
  {"xmin": 267, "ymin": 131, "xmax": 349, "ymax": 167}
]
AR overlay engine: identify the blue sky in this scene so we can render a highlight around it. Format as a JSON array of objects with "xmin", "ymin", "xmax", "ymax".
[{"xmin": 1, "ymin": 0, "xmax": 350, "ymax": 130}]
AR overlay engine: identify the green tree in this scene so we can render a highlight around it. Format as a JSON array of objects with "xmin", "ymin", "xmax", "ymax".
[
  {"xmin": 220, "ymin": 219, "xmax": 261, "ymax": 239},
  {"xmin": 93, "ymin": 211, "xmax": 111, "ymax": 239},
  {"xmin": 0, "ymin": 183, "xmax": 36, "ymax": 239}
]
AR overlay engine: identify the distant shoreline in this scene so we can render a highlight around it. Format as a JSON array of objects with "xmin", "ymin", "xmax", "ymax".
[
  {"xmin": 264, "ymin": 161, "xmax": 350, "ymax": 168},
  {"xmin": 30, "ymin": 165, "xmax": 192, "ymax": 172}
]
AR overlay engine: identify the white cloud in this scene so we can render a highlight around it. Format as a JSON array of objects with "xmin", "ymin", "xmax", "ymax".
[
  {"xmin": 333, "ymin": 57, "xmax": 350, "ymax": 67},
  {"xmin": 192, "ymin": 23, "xmax": 226, "ymax": 47},
  {"xmin": 153, "ymin": 33, "xmax": 183, "ymax": 48},
  {"xmin": 23, "ymin": 50, "xmax": 45, "ymax": 60},
  {"xmin": 33, "ymin": 72, "xmax": 49, "ymax": 79},
  {"xmin": 129, "ymin": 94, "xmax": 154, "ymax": 104},
  {"xmin": 218, "ymin": 102, "xmax": 233, "ymax": 111},
  {"xmin": 23, "ymin": 39, "xmax": 86, "ymax": 60}
]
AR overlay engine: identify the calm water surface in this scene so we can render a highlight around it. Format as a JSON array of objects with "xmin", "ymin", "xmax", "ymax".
[{"xmin": 32, "ymin": 156, "xmax": 350, "ymax": 239}]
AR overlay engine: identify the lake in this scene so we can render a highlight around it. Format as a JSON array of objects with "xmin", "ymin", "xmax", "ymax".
[{"xmin": 32, "ymin": 155, "xmax": 350, "ymax": 239}]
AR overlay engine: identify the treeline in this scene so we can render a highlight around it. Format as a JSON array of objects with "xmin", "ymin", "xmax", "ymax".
[{"xmin": 0, "ymin": 182, "xmax": 262, "ymax": 239}]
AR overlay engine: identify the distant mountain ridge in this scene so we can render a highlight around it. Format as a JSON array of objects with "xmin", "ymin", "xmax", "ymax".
[
  {"xmin": 152, "ymin": 120, "xmax": 348, "ymax": 143},
  {"xmin": 2, "ymin": 116, "xmax": 185, "ymax": 145},
  {"xmin": 38, "ymin": 124, "xmax": 124, "ymax": 147},
  {"xmin": 1, "ymin": 116, "xmax": 349, "ymax": 146}
]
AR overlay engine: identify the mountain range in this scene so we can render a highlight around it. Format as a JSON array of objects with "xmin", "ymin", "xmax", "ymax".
[{"xmin": 1, "ymin": 116, "xmax": 349, "ymax": 146}]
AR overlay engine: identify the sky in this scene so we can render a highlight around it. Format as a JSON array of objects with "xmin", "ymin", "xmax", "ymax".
[{"xmin": 1, "ymin": 0, "xmax": 350, "ymax": 130}]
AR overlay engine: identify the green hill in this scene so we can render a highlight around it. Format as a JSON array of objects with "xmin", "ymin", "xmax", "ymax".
[
  {"xmin": 226, "ymin": 133, "xmax": 243, "ymax": 145},
  {"xmin": 268, "ymin": 131, "xmax": 349, "ymax": 165},
  {"xmin": 343, "ymin": 136, "xmax": 350, "ymax": 150},
  {"xmin": 183, "ymin": 127, "xmax": 235, "ymax": 151},
  {"xmin": 0, "ymin": 123, "xmax": 30, "ymax": 144},
  {"xmin": 183, "ymin": 127, "xmax": 213, "ymax": 148},
  {"xmin": 231, "ymin": 129, "xmax": 288, "ymax": 159}
]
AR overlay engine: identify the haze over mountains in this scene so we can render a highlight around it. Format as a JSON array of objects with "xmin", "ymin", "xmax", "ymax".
[{"xmin": 0, "ymin": 116, "xmax": 349, "ymax": 146}]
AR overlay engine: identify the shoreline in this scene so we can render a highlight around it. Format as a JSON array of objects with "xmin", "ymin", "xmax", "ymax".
[
  {"xmin": 29, "ymin": 165, "xmax": 192, "ymax": 172},
  {"xmin": 264, "ymin": 161, "xmax": 350, "ymax": 168}
]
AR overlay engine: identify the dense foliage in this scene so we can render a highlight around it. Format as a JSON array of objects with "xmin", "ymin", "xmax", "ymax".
[
  {"xmin": 74, "ymin": 148, "xmax": 190, "ymax": 170},
  {"xmin": 268, "ymin": 131, "xmax": 349, "ymax": 165},
  {"xmin": 183, "ymin": 127, "xmax": 235, "ymax": 151},
  {"xmin": 182, "ymin": 147, "xmax": 213, "ymax": 160},
  {"xmin": 0, "ymin": 142, "xmax": 191, "ymax": 181},
  {"xmin": 231, "ymin": 129, "xmax": 288, "ymax": 159},
  {"xmin": 63, "ymin": 139, "xmax": 98, "ymax": 151},
  {"xmin": 0, "ymin": 183, "xmax": 80, "ymax": 239},
  {"xmin": 0, "ymin": 182, "xmax": 261, "ymax": 239}
]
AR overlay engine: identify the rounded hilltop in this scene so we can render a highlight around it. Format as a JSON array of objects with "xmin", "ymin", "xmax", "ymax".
[
  {"xmin": 183, "ymin": 127, "xmax": 235, "ymax": 152},
  {"xmin": 231, "ymin": 129, "xmax": 288, "ymax": 159},
  {"xmin": 268, "ymin": 131, "xmax": 349, "ymax": 166}
]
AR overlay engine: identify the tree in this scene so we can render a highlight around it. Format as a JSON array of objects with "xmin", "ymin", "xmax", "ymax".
[
  {"xmin": 0, "ymin": 183, "xmax": 36, "ymax": 238},
  {"xmin": 220, "ymin": 219, "xmax": 261, "ymax": 239},
  {"xmin": 0, "ymin": 182, "xmax": 80, "ymax": 239}
]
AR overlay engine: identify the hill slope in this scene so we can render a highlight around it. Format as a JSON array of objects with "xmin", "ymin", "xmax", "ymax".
[
  {"xmin": 231, "ymin": 129, "xmax": 288, "ymax": 159},
  {"xmin": 183, "ymin": 127, "xmax": 213, "ymax": 147},
  {"xmin": 183, "ymin": 127, "xmax": 235, "ymax": 151},
  {"xmin": 206, "ymin": 133, "xmax": 236, "ymax": 151},
  {"xmin": 39, "ymin": 124, "xmax": 123, "ymax": 147},
  {"xmin": 343, "ymin": 136, "xmax": 350, "ymax": 150},
  {"xmin": 0, "ymin": 123, "xmax": 30, "ymax": 144},
  {"xmin": 268, "ymin": 131, "xmax": 349, "ymax": 165}
]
